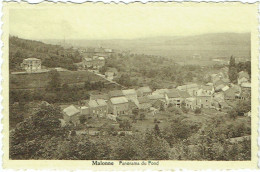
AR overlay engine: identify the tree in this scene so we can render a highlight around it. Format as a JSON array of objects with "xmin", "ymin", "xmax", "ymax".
[
  {"xmin": 46, "ymin": 70, "xmax": 61, "ymax": 91},
  {"xmin": 119, "ymin": 120, "xmax": 132, "ymax": 130},
  {"xmin": 10, "ymin": 103, "xmax": 69, "ymax": 159},
  {"xmin": 194, "ymin": 108, "xmax": 201, "ymax": 114},
  {"xmin": 228, "ymin": 56, "xmax": 238, "ymax": 84},
  {"xmin": 140, "ymin": 113, "xmax": 146, "ymax": 120},
  {"xmin": 79, "ymin": 115, "xmax": 87, "ymax": 124},
  {"xmin": 154, "ymin": 124, "xmax": 161, "ymax": 136}
]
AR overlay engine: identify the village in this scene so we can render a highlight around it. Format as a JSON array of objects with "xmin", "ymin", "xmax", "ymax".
[{"xmin": 17, "ymin": 46, "xmax": 251, "ymax": 137}]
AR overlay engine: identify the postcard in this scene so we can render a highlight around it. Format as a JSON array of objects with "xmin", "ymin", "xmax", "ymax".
[{"xmin": 2, "ymin": 2, "xmax": 259, "ymax": 170}]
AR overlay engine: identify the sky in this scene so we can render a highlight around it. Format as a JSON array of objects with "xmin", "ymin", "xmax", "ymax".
[{"xmin": 9, "ymin": 3, "xmax": 255, "ymax": 40}]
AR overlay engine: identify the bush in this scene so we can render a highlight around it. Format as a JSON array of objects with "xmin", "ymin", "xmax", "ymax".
[{"xmin": 194, "ymin": 108, "xmax": 201, "ymax": 114}]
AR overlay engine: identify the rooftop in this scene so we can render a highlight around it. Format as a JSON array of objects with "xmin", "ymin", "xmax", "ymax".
[
  {"xmin": 110, "ymin": 97, "xmax": 128, "ymax": 105},
  {"xmin": 241, "ymin": 82, "xmax": 251, "ymax": 88},
  {"xmin": 177, "ymin": 83, "xmax": 199, "ymax": 90},
  {"xmin": 63, "ymin": 105, "xmax": 80, "ymax": 117},
  {"xmin": 24, "ymin": 58, "xmax": 41, "ymax": 61},
  {"xmin": 88, "ymin": 100, "xmax": 99, "ymax": 108},
  {"xmin": 122, "ymin": 89, "xmax": 137, "ymax": 95},
  {"xmin": 138, "ymin": 96, "xmax": 151, "ymax": 104},
  {"xmin": 108, "ymin": 90, "xmax": 124, "ymax": 98},
  {"xmin": 148, "ymin": 94, "xmax": 165, "ymax": 100},
  {"xmin": 138, "ymin": 86, "xmax": 152, "ymax": 93}
]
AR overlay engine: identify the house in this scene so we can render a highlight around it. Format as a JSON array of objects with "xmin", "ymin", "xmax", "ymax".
[
  {"xmin": 138, "ymin": 96, "xmax": 152, "ymax": 109},
  {"xmin": 21, "ymin": 58, "xmax": 41, "ymax": 72},
  {"xmin": 108, "ymin": 90, "xmax": 124, "ymax": 99},
  {"xmin": 108, "ymin": 97, "xmax": 129, "ymax": 116},
  {"xmin": 200, "ymin": 85, "xmax": 214, "ymax": 95},
  {"xmin": 128, "ymin": 100, "xmax": 139, "ymax": 111},
  {"xmin": 223, "ymin": 88, "xmax": 238, "ymax": 100},
  {"xmin": 240, "ymin": 82, "xmax": 251, "ymax": 100},
  {"xmin": 153, "ymin": 89, "xmax": 170, "ymax": 95},
  {"xmin": 137, "ymin": 86, "xmax": 152, "ymax": 97},
  {"xmin": 185, "ymin": 97, "xmax": 196, "ymax": 110},
  {"xmin": 238, "ymin": 71, "xmax": 250, "ymax": 85},
  {"xmin": 63, "ymin": 105, "xmax": 80, "ymax": 125},
  {"xmin": 195, "ymin": 89, "xmax": 212, "ymax": 108},
  {"xmin": 80, "ymin": 106, "xmax": 89, "ymax": 115},
  {"xmin": 177, "ymin": 84, "xmax": 199, "ymax": 96},
  {"xmin": 105, "ymin": 68, "xmax": 118, "ymax": 80},
  {"xmin": 122, "ymin": 89, "xmax": 138, "ymax": 102},
  {"xmin": 82, "ymin": 56, "xmax": 105, "ymax": 69},
  {"xmin": 88, "ymin": 99, "xmax": 108, "ymax": 118},
  {"xmin": 82, "ymin": 57, "xmax": 93, "ymax": 68},
  {"xmin": 241, "ymin": 82, "xmax": 251, "ymax": 92},
  {"xmin": 165, "ymin": 89, "xmax": 182, "ymax": 107},
  {"xmin": 148, "ymin": 93, "xmax": 166, "ymax": 103},
  {"xmin": 92, "ymin": 57, "xmax": 105, "ymax": 69}
]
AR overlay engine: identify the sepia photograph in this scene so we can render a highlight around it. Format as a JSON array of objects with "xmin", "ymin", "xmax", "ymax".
[{"xmin": 4, "ymin": 2, "xmax": 258, "ymax": 169}]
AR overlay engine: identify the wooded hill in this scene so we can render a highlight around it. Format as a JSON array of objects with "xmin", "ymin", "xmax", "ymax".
[{"xmin": 9, "ymin": 36, "xmax": 82, "ymax": 72}]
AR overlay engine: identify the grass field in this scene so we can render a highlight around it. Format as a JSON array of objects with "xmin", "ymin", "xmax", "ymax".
[{"xmin": 10, "ymin": 70, "xmax": 105, "ymax": 89}]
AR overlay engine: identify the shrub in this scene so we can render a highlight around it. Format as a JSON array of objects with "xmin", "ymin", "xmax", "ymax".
[{"xmin": 194, "ymin": 108, "xmax": 201, "ymax": 114}]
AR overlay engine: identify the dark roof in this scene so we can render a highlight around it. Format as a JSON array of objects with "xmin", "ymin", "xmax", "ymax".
[
  {"xmin": 224, "ymin": 88, "xmax": 237, "ymax": 96},
  {"xmin": 138, "ymin": 96, "xmax": 150, "ymax": 104},
  {"xmin": 108, "ymin": 90, "xmax": 124, "ymax": 98},
  {"xmin": 167, "ymin": 90, "xmax": 180, "ymax": 98},
  {"xmin": 178, "ymin": 90, "xmax": 190, "ymax": 98}
]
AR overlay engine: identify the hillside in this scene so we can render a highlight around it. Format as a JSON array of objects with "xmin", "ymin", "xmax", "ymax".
[
  {"xmin": 43, "ymin": 32, "xmax": 251, "ymax": 63},
  {"xmin": 9, "ymin": 36, "xmax": 82, "ymax": 72}
]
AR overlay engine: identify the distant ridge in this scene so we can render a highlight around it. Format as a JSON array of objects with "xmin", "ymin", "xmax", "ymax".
[{"xmin": 42, "ymin": 32, "xmax": 250, "ymax": 60}]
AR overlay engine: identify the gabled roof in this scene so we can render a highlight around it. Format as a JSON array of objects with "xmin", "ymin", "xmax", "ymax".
[
  {"xmin": 138, "ymin": 86, "xmax": 152, "ymax": 93},
  {"xmin": 138, "ymin": 96, "xmax": 151, "ymax": 104},
  {"xmin": 153, "ymin": 89, "xmax": 170, "ymax": 95},
  {"xmin": 122, "ymin": 89, "xmax": 137, "ymax": 96},
  {"xmin": 88, "ymin": 99, "xmax": 107, "ymax": 107},
  {"xmin": 178, "ymin": 90, "xmax": 191, "ymax": 98},
  {"xmin": 221, "ymin": 85, "xmax": 230, "ymax": 92},
  {"xmin": 110, "ymin": 97, "xmax": 128, "ymax": 105},
  {"xmin": 108, "ymin": 90, "xmax": 124, "ymax": 98},
  {"xmin": 96, "ymin": 99, "xmax": 107, "ymax": 106},
  {"xmin": 148, "ymin": 94, "xmax": 165, "ymax": 100},
  {"xmin": 63, "ymin": 105, "xmax": 80, "ymax": 117},
  {"xmin": 196, "ymin": 89, "xmax": 212, "ymax": 97},
  {"xmin": 177, "ymin": 84, "xmax": 199, "ymax": 90},
  {"xmin": 224, "ymin": 88, "xmax": 237, "ymax": 96},
  {"xmin": 166, "ymin": 90, "xmax": 180, "ymax": 98},
  {"xmin": 238, "ymin": 71, "xmax": 249, "ymax": 79},
  {"xmin": 88, "ymin": 100, "xmax": 99, "ymax": 108},
  {"xmin": 241, "ymin": 82, "xmax": 251, "ymax": 88}
]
